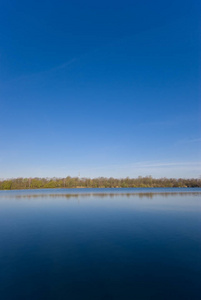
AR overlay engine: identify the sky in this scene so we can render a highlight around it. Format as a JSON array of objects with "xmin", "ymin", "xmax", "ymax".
[{"xmin": 0, "ymin": 0, "xmax": 200, "ymax": 179}]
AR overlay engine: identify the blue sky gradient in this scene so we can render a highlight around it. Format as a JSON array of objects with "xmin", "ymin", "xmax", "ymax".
[{"xmin": 0, "ymin": 0, "xmax": 200, "ymax": 178}]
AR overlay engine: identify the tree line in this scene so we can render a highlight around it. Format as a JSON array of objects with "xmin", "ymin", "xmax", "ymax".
[{"xmin": 0, "ymin": 176, "xmax": 200, "ymax": 190}]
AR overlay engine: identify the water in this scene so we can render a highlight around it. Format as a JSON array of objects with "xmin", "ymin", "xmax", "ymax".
[{"xmin": 0, "ymin": 188, "xmax": 201, "ymax": 299}]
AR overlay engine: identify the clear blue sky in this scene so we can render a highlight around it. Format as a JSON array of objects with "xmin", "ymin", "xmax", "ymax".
[{"xmin": 0, "ymin": 0, "xmax": 200, "ymax": 179}]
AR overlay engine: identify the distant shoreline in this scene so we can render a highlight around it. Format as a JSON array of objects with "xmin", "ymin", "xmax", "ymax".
[{"xmin": 0, "ymin": 176, "xmax": 200, "ymax": 190}]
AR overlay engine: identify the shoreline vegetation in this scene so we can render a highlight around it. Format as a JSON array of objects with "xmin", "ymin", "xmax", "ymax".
[{"xmin": 0, "ymin": 176, "xmax": 201, "ymax": 190}]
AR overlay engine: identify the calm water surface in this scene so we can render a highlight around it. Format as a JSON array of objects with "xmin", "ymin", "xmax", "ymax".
[{"xmin": 0, "ymin": 188, "xmax": 201, "ymax": 299}]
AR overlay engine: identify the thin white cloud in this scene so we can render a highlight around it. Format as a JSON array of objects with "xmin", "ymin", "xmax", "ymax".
[
  {"xmin": 136, "ymin": 161, "xmax": 201, "ymax": 168},
  {"xmin": 177, "ymin": 138, "xmax": 201, "ymax": 144},
  {"xmin": 64, "ymin": 160, "xmax": 201, "ymax": 174},
  {"xmin": 4, "ymin": 58, "xmax": 77, "ymax": 83}
]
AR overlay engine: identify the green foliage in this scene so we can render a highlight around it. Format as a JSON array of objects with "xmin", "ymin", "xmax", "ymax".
[{"xmin": 0, "ymin": 176, "xmax": 200, "ymax": 190}]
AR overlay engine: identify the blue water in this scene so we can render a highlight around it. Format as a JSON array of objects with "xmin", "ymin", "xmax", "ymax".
[{"xmin": 0, "ymin": 188, "xmax": 201, "ymax": 299}]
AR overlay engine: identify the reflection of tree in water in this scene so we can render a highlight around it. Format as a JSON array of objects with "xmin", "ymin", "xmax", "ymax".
[{"xmin": 2, "ymin": 191, "xmax": 201, "ymax": 200}]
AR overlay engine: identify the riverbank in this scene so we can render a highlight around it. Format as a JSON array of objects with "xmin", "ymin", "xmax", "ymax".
[{"xmin": 0, "ymin": 176, "xmax": 200, "ymax": 190}]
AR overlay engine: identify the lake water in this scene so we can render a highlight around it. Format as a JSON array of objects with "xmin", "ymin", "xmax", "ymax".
[{"xmin": 0, "ymin": 188, "xmax": 201, "ymax": 299}]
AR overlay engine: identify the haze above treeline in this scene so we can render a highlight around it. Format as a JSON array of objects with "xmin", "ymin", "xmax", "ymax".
[{"xmin": 0, "ymin": 176, "xmax": 200, "ymax": 190}]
